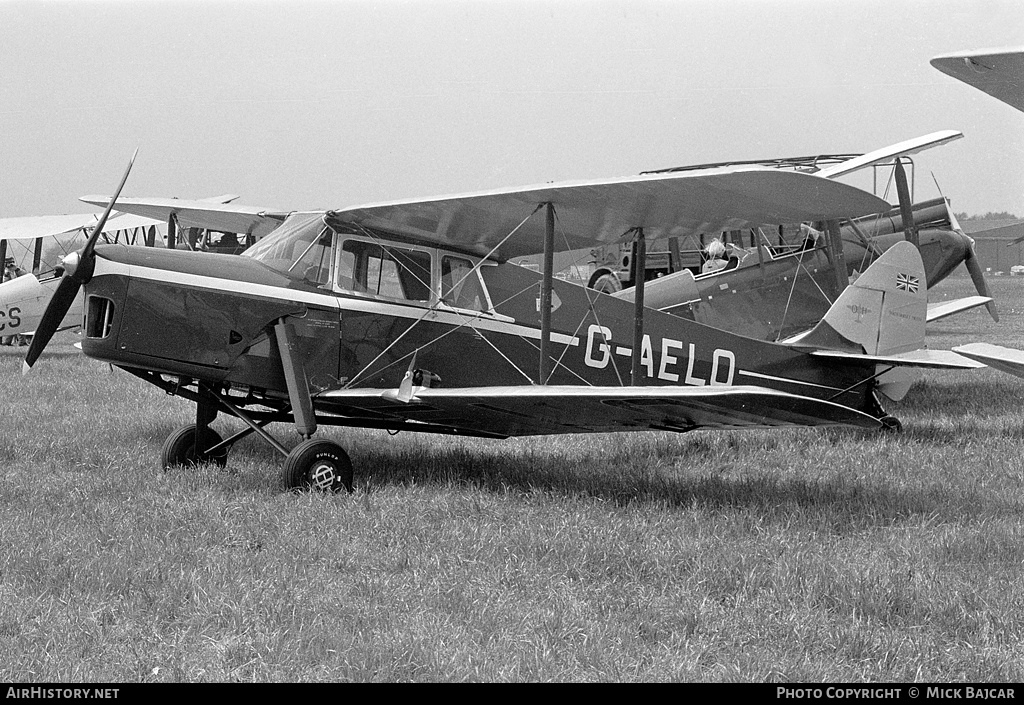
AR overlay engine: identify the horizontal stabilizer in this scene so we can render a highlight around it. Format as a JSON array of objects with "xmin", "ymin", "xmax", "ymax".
[
  {"xmin": 952, "ymin": 343, "xmax": 1024, "ymax": 379},
  {"xmin": 810, "ymin": 348, "xmax": 985, "ymax": 370},
  {"xmin": 927, "ymin": 296, "xmax": 993, "ymax": 323}
]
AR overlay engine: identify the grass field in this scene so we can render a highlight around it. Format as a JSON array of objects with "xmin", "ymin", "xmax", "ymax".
[{"xmin": 2, "ymin": 275, "xmax": 1024, "ymax": 682}]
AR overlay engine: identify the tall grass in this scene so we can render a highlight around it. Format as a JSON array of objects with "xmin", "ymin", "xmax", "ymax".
[{"xmin": 1, "ymin": 276, "xmax": 1024, "ymax": 681}]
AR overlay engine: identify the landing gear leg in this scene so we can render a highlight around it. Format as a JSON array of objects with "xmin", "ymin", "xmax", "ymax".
[
  {"xmin": 273, "ymin": 319, "xmax": 354, "ymax": 493},
  {"xmin": 868, "ymin": 391, "xmax": 903, "ymax": 434}
]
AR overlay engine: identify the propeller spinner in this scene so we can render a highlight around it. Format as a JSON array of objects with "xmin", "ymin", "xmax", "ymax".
[{"xmin": 23, "ymin": 150, "xmax": 138, "ymax": 373}]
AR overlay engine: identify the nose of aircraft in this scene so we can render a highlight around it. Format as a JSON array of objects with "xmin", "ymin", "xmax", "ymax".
[
  {"xmin": 918, "ymin": 228, "xmax": 997, "ymax": 322},
  {"xmin": 23, "ymin": 150, "xmax": 138, "ymax": 373}
]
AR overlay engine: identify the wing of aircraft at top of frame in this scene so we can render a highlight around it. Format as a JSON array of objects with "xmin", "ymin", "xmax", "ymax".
[
  {"xmin": 931, "ymin": 47, "xmax": 1024, "ymax": 113},
  {"xmin": 815, "ymin": 130, "xmax": 964, "ymax": 179}
]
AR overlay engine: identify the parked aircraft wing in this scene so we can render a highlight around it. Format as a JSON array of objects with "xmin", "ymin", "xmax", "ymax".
[
  {"xmin": 327, "ymin": 167, "xmax": 891, "ymax": 261},
  {"xmin": 931, "ymin": 48, "xmax": 1024, "ymax": 112},
  {"xmin": 952, "ymin": 343, "xmax": 1024, "ymax": 378},
  {"xmin": 926, "ymin": 296, "xmax": 993, "ymax": 323},
  {"xmin": 0, "ymin": 211, "xmax": 159, "ymax": 241},
  {"xmin": 317, "ymin": 384, "xmax": 883, "ymax": 436},
  {"xmin": 79, "ymin": 195, "xmax": 292, "ymax": 239},
  {"xmin": 816, "ymin": 130, "xmax": 964, "ymax": 180}
]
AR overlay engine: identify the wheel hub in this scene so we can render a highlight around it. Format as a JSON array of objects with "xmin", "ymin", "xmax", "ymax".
[{"xmin": 310, "ymin": 462, "xmax": 336, "ymax": 491}]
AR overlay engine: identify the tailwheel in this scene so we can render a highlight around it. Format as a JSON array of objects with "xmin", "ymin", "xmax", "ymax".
[
  {"xmin": 282, "ymin": 438, "xmax": 353, "ymax": 494},
  {"xmin": 161, "ymin": 424, "xmax": 229, "ymax": 468},
  {"xmin": 880, "ymin": 415, "xmax": 903, "ymax": 434}
]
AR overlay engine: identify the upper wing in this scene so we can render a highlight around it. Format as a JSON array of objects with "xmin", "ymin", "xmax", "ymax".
[
  {"xmin": 327, "ymin": 166, "xmax": 891, "ymax": 261},
  {"xmin": 816, "ymin": 130, "xmax": 964, "ymax": 179},
  {"xmin": 315, "ymin": 383, "xmax": 882, "ymax": 437},
  {"xmin": 0, "ymin": 211, "xmax": 160, "ymax": 241},
  {"xmin": 931, "ymin": 48, "xmax": 1024, "ymax": 112},
  {"xmin": 79, "ymin": 195, "xmax": 292, "ymax": 239},
  {"xmin": 926, "ymin": 296, "xmax": 994, "ymax": 323}
]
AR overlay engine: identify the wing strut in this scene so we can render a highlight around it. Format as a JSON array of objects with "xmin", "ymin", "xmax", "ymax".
[
  {"xmin": 631, "ymin": 229, "xmax": 647, "ymax": 386},
  {"xmin": 166, "ymin": 212, "xmax": 179, "ymax": 249},
  {"xmin": 273, "ymin": 318, "xmax": 317, "ymax": 438},
  {"xmin": 825, "ymin": 219, "xmax": 849, "ymax": 290},
  {"xmin": 539, "ymin": 202, "xmax": 555, "ymax": 384}
]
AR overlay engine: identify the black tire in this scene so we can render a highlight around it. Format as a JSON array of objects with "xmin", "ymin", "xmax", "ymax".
[
  {"xmin": 161, "ymin": 424, "xmax": 228, "ymax": 468},
  {"xmin": 590, "ymin": 272, "xmax": 623, "ymax": 294},
  {"xmin": 879, "ymin": 416, "xmax": 903, "ymax": 434},
  {"xmin": 282, "ymin": 439, "xmax": 353, "ymax": 493}
]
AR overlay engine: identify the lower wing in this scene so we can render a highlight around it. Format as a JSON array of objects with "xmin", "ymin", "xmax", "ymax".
[{"xmin": 314, "ymin": 384, "xmax": 882, "ymax": 437}]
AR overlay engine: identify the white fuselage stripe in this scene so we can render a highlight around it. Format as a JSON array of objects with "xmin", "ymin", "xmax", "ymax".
[
  {"xmin": 736, "ymin": 368, "xmax": 841, "ymax": 392},
  {"xmin": 93, "ymin": 258, "xmax": 580, "ymax": 346}
]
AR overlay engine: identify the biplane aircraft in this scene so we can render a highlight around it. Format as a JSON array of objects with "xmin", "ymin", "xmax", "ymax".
[
  {"xmin": 0, "ymin": 195, "xmax": 243, "ymax": 340},
  {"xmin": 25, "ymin": 153, "xmax": 984, "ymax": 493},
  {"xmin": 0, "ymin": 208, "xmax": 165, "ymax": 340},
  {"xmin": 608, "ymin": 130, "xmax": 997, "ymax": 340}
]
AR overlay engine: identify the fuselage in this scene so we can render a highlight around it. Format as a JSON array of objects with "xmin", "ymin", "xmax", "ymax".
[{"xmin": 77, "ymin": 231, "xmax": 882, "ymax": 428}]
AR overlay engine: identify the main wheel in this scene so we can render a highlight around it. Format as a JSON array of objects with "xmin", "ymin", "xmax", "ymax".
[
  {"xmin": 161, "ymin": 424, "xmax": 229, "ymax": 468},
  {"xmin": 590, "ymin": 272, "xmax": 623, "ymax": 294},
  {"xmin": 282, "ymin": 439, "xmax": 353, "ymax": 493}
]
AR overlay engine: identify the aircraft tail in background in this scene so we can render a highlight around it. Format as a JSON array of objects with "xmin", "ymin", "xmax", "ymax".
[
  {"xmin": 784, "ymin": 240, "xmax": 927, "ymax": 356},
  {"xmin": 783, "ymin": 241, "xmax": 982, "ymax": 400}
]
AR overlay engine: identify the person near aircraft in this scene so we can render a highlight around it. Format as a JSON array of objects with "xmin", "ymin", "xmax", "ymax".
[
  {"xmin": 800, "ymin": 223, "xmax": 823, "ymax": 250},
  {"xmin": 701, "ymin": 238, "xmax": 728, "ymax": 273}
]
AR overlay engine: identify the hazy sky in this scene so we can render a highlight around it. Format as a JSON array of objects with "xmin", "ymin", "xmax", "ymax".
[{"xmin": 2, "ymin": 0, "xmax": 1023, "ymax": 219}]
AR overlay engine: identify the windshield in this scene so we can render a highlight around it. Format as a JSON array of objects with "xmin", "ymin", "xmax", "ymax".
[{"xmin": 243, "ymin": 212, "xmax": 332, "ymax": 282}]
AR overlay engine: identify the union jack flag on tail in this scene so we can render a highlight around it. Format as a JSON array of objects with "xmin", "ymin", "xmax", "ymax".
[{"xmin": 896, "ymin": 272, "xmax": 919, "ymax": 293}]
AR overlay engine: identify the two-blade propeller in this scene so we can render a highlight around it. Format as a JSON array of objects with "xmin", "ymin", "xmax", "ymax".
[
  {"xmin": 964, "ymin": 238, "xmax": 999, "ymax": 322},
  {"xmin": 23, "ymin": 150, "xmax": 138, "ymax": 373}
]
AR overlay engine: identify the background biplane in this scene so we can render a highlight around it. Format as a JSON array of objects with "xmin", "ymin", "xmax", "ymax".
[
  {"xmin": 0, "ymin": 209, "xmax": 165, "ymax": 341},
  {"xmin": 24, "ymin": 154, "xmax": 983, "ymax": 494},
  {"xmin": 602, "ymin": 131, "xmax": 998, "ymax": 341},
  {"xmin": 0, "ymin": 195, "xmax": 246, "ymax": 341}
]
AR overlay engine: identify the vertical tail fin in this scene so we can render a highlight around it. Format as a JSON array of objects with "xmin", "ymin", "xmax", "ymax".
[
  {"xmin": 788, "ymin": 240, "xmax": 927, "ymax": 355},
  {"xmin": 786, "ymin": 241, "xmax": 927, "ymax": 400}
]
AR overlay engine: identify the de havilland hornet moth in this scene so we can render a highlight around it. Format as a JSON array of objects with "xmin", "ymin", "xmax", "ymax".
[{"xmin": 25, "ymin": 152, "xmax": 984, "ymax": 493}]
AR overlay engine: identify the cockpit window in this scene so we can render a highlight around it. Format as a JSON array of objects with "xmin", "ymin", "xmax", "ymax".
[
  {"xmin": 243, "ymin": 212, "xmax": 332, "ymax": 284},
  {"xmin": 336, "ymin": 239, "xmax": 432, "ymax": 302},
  {"xmin": 441, "ymin": 256, "xmax": 487, "ymax": 311}
]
